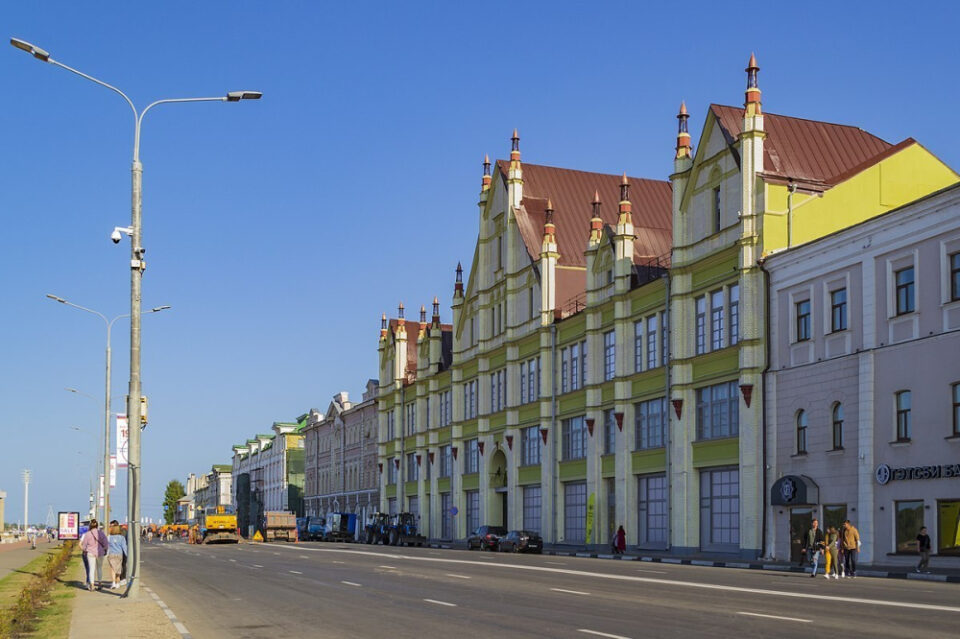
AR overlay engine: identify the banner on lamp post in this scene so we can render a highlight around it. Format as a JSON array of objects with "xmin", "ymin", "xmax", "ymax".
[
  {"xmin": 98, "ymin": 475, "xmax": 105, "ymax": 507},
  {"xmin": 116, "ymin": 414, "xmax": 129, "ymax": 468},
  {"xmin": 109, "ymin": 455, "xmax": 117, "ymax": 488}
]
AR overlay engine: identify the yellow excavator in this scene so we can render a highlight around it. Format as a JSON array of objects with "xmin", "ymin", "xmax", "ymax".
[{"xmin": 198, "ymin": 505, "xmax": 239, "ymax": 544}]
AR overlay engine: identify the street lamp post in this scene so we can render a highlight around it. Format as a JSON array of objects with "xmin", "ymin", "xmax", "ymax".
[
  {"xmin": 14, "ymin": 37, "xmax": 261, "ymax": 597},
  {"xmin": 49, "ymin": 295, "xmax": 170, "ymax": 526}
]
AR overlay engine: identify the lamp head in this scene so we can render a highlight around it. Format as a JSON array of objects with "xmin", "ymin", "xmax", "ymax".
[
  {"xmin": 226, "ymin": 91, "xmax": 263, "ymax": 102},
  {"xmin": 10, "ymin": 38, "xmax": 50, "ymax": 62}
]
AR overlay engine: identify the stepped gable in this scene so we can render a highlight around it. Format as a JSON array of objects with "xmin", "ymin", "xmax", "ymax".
[
  {"xmin": 710, "ymin": 104, "xmax": 893, "ymax": 188},
  {"xmin": 500, "ymin": 161, "xmax": 672, "ymax": 268}
]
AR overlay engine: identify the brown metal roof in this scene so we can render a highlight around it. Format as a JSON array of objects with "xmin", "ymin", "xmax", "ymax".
[
  {"xmin": 499, "ymin": 161, "xmax": 672, "ymax": 269},
  {"xmin": 710, "ymin": 104, "xmax": 893, "ymax": 187}
]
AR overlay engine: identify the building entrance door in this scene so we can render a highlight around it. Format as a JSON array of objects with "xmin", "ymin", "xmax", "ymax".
[{"xmin": 790, "ymin": 508, "xmax": 813, "ymax": 564}]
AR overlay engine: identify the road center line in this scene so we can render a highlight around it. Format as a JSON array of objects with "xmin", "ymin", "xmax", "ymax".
[
  {"xmin": 445, "ymin": 573, "xmax": 471, "ymax": 579},
  {"xmin": 271, "ymin": 544, "xmax": 960, "ymax": 614},
  {"xmin": 341, "ymin": 581, "xmax": 361, "ymax": 587},
  {"xmin": 252, "ymin": 564, "xmax": 264, "ymax": 568},
  {"xmin": 333, "ymin": 561, "xmax": 345, "ymax": 564},
  {"xmin": 552, "ymin": 587, "xmax": 590, "ymax": 596},
  {"xmin": 424, "ymin": 598, "xmax": 457, "ymax": 607},
  {"xmin": 379, "ymin": 565, "xmax": 398, "ymax": 569},
  {"xmin": 578, "ymin": 630, "xmax": 630, "ymax": 639},
  {"xmin": 737, "ymin": 611, "xmax": 812, "ymax": 623},
  {"xmin": 289, "ymin": 570, "xmax": 303, "ymax": 574}
]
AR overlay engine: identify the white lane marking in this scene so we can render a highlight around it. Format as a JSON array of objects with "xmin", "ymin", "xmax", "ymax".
[
  {"xmin": 552, "ymin": 587, "xmax": 590, "ymax": 596},
  {"xmin": 636, "ymin": 569, "xmax": 667, "ymax": 574},
  {"xmin": 271, "ymin": 544, "xmax": 960, "ymax": 614},
  {"xmin": 424, "ymin": 598, "xmax": 457, "ymax": 607},
  {"xmin": 229, "ymin": 559, "xmax": 236, "ymax": 562},
  {"xmin": 578, "ymin": 630, "xmax": 630, "ymax": 639},
  {"xmin": 174, "ymin": 622, "xmax": 189, "ymax": 634},
  {"xmin": 144, "ymin": 586, "xmax": 192, "ymax": 638},
  {"xmin": 253, "ymin": 564, "xmax": 264, "ymax": 568},
  {"xmin": 289, "ymin": 570, "xmax": 303, "ymax": 575},
  {"xmin": 379, "ymin": 565, "xmax": 398, "ymax": 570},
  {"xmin": 333, "ymin": 560, "xmax": 345, "ymax": 564},
  {"xmin": 737, "ymin": 612, "xmax": 812, "ymax": 623},
  {"xmin": 341, "ymin": 580, "xmax": 361, "ymax": 587},
  {"xmin": 445, "ymin": 573, "xmax": 471, "ymax": 579},
  {"xmin": 299, "ymin": 555, "xmax": 309, "ymax": 559},
  {"xmin": 546, "ymin": 561, "xmax": 566, "ymax": 565},
  {"xmin": 163, "ymin": 608, "xmax": 176, "ymax": 619}
]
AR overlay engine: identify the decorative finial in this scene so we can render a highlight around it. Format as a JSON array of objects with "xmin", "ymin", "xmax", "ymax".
[
  {"xmin": 483, "ymin": 154, "xmax": 491, "ymax": 176},
  {"xmin": 455, "ymin": 262, "xmax": 463, "ymax": 283},
  {"xmin": 745, "ymin": 53, "xmax": 761, "ymax": 114},
  {"xmin": 545, "ymin": 198, "xmax": 554, "ymax": 224},
  {"xmin": 676, "ymin": 100, "xmax": 692, "ymax": 159},
  {"xmin": 420, "ymin": 305, "xmax": 427, "ymax": 324},
  {"xmin": 432, "ymin": 296, "xmax": 440, "ymax": 320},
  {"xmin": 592, "ymin": 190, "xmax": 601, "ymax": 217},
  {"xmin": 381, "ymin": 313, "xmax": 387, "ymax": 330},
  {"xmin": 620, "ymin": 173, "xmax": 630, "ymax": 202},
  {"xmin": 398, "ymin": 302, "xmax": 404, "ymax": 319}
]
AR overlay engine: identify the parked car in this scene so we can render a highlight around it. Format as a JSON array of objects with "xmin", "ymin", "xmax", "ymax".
[
  {"xmin": 497, "ymin": 530, "xmax": 543, "ymax": 553},
  {"xmin": 466, "ymin": 525, "xmax": 507, "ymax": 551}
]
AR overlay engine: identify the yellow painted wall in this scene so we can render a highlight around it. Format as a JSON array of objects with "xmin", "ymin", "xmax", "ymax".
[{"xmin": 764, "ymin": 144, "xmax": 958, "ymax": 253}]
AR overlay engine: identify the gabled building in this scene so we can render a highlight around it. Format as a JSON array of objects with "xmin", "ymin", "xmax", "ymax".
[{"xmin": 377, "ymin": 55, "xmax": 957, "ymax": 557}]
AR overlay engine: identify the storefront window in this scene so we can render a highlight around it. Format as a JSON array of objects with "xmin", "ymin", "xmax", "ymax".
[
  {"xmin": 638, "ymin": 474, "xmax": 667, "ymax": 548},
  {"xmin": 564, "ymin": 481, "xmax": 587, "ymax": 543},
  {"xmin": 939, "ymin": 500, "xmax": 960, "ymax": 556},
  {"xmin": 823, "ymin": 504, "xmax": 847, "ymax": 534},
  {"xmin": 699, "ymin": 467, "xmax": 739, "ymax": 552},
  {"xmin": 895, "ymin": 500, "xmax": 924, "ymax": 553}
]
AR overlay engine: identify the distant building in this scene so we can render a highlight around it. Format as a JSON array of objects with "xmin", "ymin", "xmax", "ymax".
[
  {"xmin": 192, "ymin": 465, "xmax": 234, "ymax": 512},
  {"xmin": 765, "ymin": 183, "xmax": 960, "ymax": 567},
  {"xmin": 304, "ymin": 380, "xmax": 380, "ymax": 523},
  {"xmin": 232, "ymin": 420, "xmax": 306, "ymax": 536}
]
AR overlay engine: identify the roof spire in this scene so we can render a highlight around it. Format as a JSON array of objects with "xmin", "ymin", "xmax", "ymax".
[
  {"xmin": 380, "ymin": 313, "xmax": 388, "ymax": 340},
  {"xmin": 589, "ymin": 190, "xmax": 603, "ymax": 244},
  {"xmin": 510, "ymin": 128, "xmax": 521, "ymax": 162},
  {"xmin": 618, "ymin": 173, "xmax": 633, "ymax": 227},
  {"xmin": 419, "ymin": 304, "xmax": 427, "ymax": 324},
  {"xmin": 432, "ymin": 296, "xmax": 441, "ymax": 326},
  {"xmin": 542, "ymin": 198, "xmax": 556, "ymax": 245},
  {"xmin": 481, "ymin": 153, "xmax": 492, "ymax": 192},
  {"xmin": 745, "ymin": 53, "xmax": 761, "ymax": 115},
  {"xmin": 398, "ymin": 302, "xmax": 405, "ymax": 320},
  {"xmin": 454, "ymin": 262, "xmax": 464, "ymax": 297},
  {"xmin": 676, "ymin": 100, "xmax": 692, "ymax": 160}
]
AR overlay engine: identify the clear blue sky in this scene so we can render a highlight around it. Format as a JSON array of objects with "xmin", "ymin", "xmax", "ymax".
[{"xmin": 2, "ymin": 1, "xmax": 958, "ymax": 526}]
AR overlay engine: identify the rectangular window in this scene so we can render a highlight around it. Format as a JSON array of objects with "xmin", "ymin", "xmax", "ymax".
[
  {"xmin": 696, "ymin": 381, "xmax": 739, "ymax": 440},
  {"xmin": 408, "ymin": 496, "xmax": 419, "ymax": 519},
  {"xmin": 520, "ymin": 361, "xmax": 528, "ymax": 404},
  {"xmin": 895, "ymin": 500, "xmax": 924, "ymax": 553},
  {"xmin": 439, "ymin": 444, "xmax": 452, "ymax": 478},
  {"xmin": 712, "ymin": 186, "xmax": 721, "ymax": 233},
  {"xmin": 953, "ymin": 384, "xmax": 960, "ymax": 437},
  {"xmin": 497, "ymin": 234, "xmax": 503, "ymax": 269},
  {"xmin": 832, "ymin": 404, "xmax": 844, "ymax": 450},
  {"xmin": 562, "ymin": 416, "xmax": 586, "ymax": 460},
  {"xmin": 896, "ymin": 390, "xmax": 911, "ymax": 441},
  {"xmin": 489, "ymin": 369, "xmax": 505, "ymax": 413},
  {"xmin": 603, "ymin": 330, "xmax": 616, "ymax": 381},
  {"xmin": 563, "ymin": 481, "xmax": 587, "ymax": 543},
  {"xmin": 463, "ymin": 380, "xmax": 478, "ymax": 419},
  {"xmin": 796, "ymin": 300, "xmax": 811, "ymax": 342},
  {"xmin": 637, "ymin": 474, "xmax": 668, "ymax": 547},
  {"xmin": 796, "ymin": 411, "xmax": 808, "ymax": 454},
  {"xmin": 571, "ymin": 342, "xmax": 581, "ymax": 391},
  {"xmin": 951, "ymin": 253, "xmax": 960, "ymax": 301},
  {"xmin": 441, "ymin": 492, "xmax": 453, "ymax": 539},
  {"xmin": 729, "ymin": 284, "xmax": 740, "ymax": 346},
  {"xmin": 405, "ymin": 403, "xmax": 416, "ymax": 436},
  {"xmin": 520, "ymin": 357, "xmax": 540, "ymax": 405},
  {"xmin": 634, "ymin": 320, "xmax": 644, "ymax": 372},
  {"xmin": 661, "ymin": 311, "xmax": 668, "ymax": 366},
  {"xmin": 939, "ymin": 499, "xmax": 960, "ymax": 556},
  {"xmin": 464, "ymin": 438, "xmax": 479, "ymax": 474},
  {"xmin": 387, "ymin": 460, "xmax": 398, "ymax": 485},
  {"xmin": 523, "ymin": 485, "xmax": 542, "ymax": 534},
  {"xmin": 896, "ymin": 266, "xmax": 915, "ymax": 315},
  {"xmin": 521, "ymin": 426, "xmax": 541, "ymax": 466},
  {"xmin": 406, "ymin": 452, "xmax": 418, "ymax": 481},
  {"xmin": 439, "ymin": 390, "xmax": 452, "ymax": 427},
  {"xmin": 465, "ymin": 490, "xmax": 480, "ymax": 534},
  {"xmin": 603, "ymin": 408, "xmax": 617, "ymax": 455},
  {"xmin": 581, "ymin": 340, "xmax": 589, "ymax": 385},
  {"xmin": 646, "ymin": 316, "xmax": 658, "ymax": 369},
  {"xmin": 635, "ymin": 397, "xmax": 667, "ymax": 450},
  {"xmin": 386, "ymin": 411, "xmax": 395, "ymax": 440},
  {"xmin": 695, "ymin": 296, "xmax": 706, "ymax": 355},
  {"xmin": 529, "ymin": 287, "xmax": 536, "ymax": 320},
  {"xmin": 710, "ymin": 290, "xmax": 725, "ymax": 351},
  {"xmin": 561, "ymin": 347, "xmax": 570, "ymax": 394},
  {"xmin": 830, "ymin": 288, "xmax": 848, "ymax": 332},
  {"xmin": 700, "ymin": 467, "xmax": 739, "ymax": 551}
]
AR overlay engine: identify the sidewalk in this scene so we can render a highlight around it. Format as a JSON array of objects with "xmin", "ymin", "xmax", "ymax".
[
  {"xmin": 0, "ymin": 538, "xmax": 53, "ymax": 580},
  {"xmin": 68, "ymin": 581, "xmax": 181, "ymax": 639}
]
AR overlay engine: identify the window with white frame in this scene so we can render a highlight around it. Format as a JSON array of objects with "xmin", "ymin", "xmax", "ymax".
[
  {"xmin": 603, "ymin": 408, "xmax": 617, "ymax": 454},
  {"xmin": 646, "ymin": 315, "xmax": 658, "ymax": 369},
  {"xmin": 661, "ymin": 311, "xmax": 668, "ymax": 366},
  {"xmin": 952, "ymin": 383, "xmax": 960, "ymax": 437},
  {"xmin": 521, "ymin": 426, "xmax": 541, "ymax": 466},
  {"xmin": 896, "ymin": 267, "xmax": 915, "ymax": 315},
  {"xmin": 729, "ymin": 284, "xmax": 740, "ymax": 346},
  {"xmin": 520, "ymin": 356, "xmax": 541, "ymax": 404},
  {"xmin": 464, "ymin": 438, "xmax": 479, "ymax": 473},
  {"xmin": 405, "ymin": 402, "xmax": 416, "ymax": 436},
  {"xmin": 695, "ymin": 296, "xmax": 707, "ymax": 355},
  {"xmin": 635, "ymin": 397, "xmax": 667, "ymax": 450},
  {"xmin": 463, "ymin": 379, "xmax": 478, "ymax": 419},
  {"xmin": 634, "ymin": 320, "xmax": 644, "ymax": 372},
  {"xmin": 696, "ymin": 381, "xmax": 739, "ymax": 440},
  {"xmin": 561, "ymin": 341, "xmax": 587, "ymax": 393},
  {"xmin": 796, "ymin": 410, "xmax": 808, "ymax": 454},
  {"xmin": 564, "ymin": 481, "xmax": 587, "ymax": 543},
  {"xmin": 830, "ymin": 288, "xmax": 848, "ymax": 333},
  {"xmin": 406, "ymin": 452, "xmax": 418, "ymax": 481},
  {"xmin": 562, "ymin": 416, "xmax": 586, "ymax": 460},
  {"xmin": 465, "ymin": 490, "xmax": 480, "ymax": 533},
  {"xmin": 489, "ymin": 369, "xmax": 506, "ymax": 413},
  {"xmin": 386, "ymin": 410, "xmax": 395, "ymax": 439},
  {"xmin": 896, "ymin": 390, "xmax": 911, "ymax": 441},
  {"xmin": 603, "ymin": 330, "xmax": 616, "ymax": 381},
  {"xmin": 832, "ymin": 403, "xmax": 844, "ymax": 450},
  {"xmin": 439, "ymin": 390, "xmax": 452, "ymax": 427},
  {"xmin": 523, "ymin": 485, "xmax": 541, "ymax": 533},
  {"xmin": 796, "ymin": 300, "xmax": 811, "ymax": 342},
  {"xmin": 710, "ymin": 290, "xmax": 725, "ymax": 351},
  {"xmin": 387, "ymin": 459, "xmax": 398, "ymax": 484},
  {"xmin": 439, "ymin": 444, "xmax": 452, "ymax": 477},
  {"xmin": 951, "ymin": 253, "xmax": 960, "ymax": 301}
]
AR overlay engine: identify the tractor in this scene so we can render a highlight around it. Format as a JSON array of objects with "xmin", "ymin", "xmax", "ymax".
[
  {"xmin": 364, "ymin": 512, "xmax": 391, "ymax": 544},
  {"xmin": 386, "ymin": 512, "xmax": 426, "ymax": 546}
]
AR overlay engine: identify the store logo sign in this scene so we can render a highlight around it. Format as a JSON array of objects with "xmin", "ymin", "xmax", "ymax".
[{"xmin": 876, "ymin": 462, "xmax": 960, "ymax": 485}]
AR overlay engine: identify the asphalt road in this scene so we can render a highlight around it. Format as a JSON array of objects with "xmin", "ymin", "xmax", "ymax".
[{"xmin": 142, "ymin": 540, "xmax": 960, "ymax": 639}]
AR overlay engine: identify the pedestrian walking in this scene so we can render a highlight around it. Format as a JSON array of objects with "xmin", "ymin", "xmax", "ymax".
[
  {"xmin": 824, "ymin": 526, "xmax": 840, "ymax": 579},
  {"xmin": 803, "ymin": 519, "xmax": 825, "ymax": 577},
  {"xmin": 79, "ymin": 519, "xmax": 108, "ymax": 591},
  {"xmin": 841, "ymin": 520, "xmax": 860, "ymax": 578},
  {"xmin": 916, "ymin": 526, "xmax": 932, "ymax": 573},
  {"xmin": 105, "ymin": 523, "xmax": 127, "ymax": 589},
  {"xmin": 614, "ymin": 525, "xmax": 626, "ymax": 555}
]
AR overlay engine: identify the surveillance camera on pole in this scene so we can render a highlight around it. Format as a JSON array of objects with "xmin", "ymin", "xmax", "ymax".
[{"xmin": 111, "ymin": 226, "xmax": 133, "ymax": 244}]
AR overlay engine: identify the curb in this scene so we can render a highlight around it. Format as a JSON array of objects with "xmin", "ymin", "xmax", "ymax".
[{"xmin": 144, "ymin": 586, "xmax": 193, "ymax": 639}]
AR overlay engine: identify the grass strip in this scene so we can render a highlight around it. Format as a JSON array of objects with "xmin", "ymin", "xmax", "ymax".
[
  {"xmin": 21, "ymin": 552, "xmax": 81, "ymax": 639},
  {"xmin": 0, "ymin": 542, "xmax": 76, "ymax": 638}
]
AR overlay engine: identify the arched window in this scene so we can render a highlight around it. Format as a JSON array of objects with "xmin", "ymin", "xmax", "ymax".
[
  {"xmin": 796, "ymin": 410, "xmax": 808, "ymax": 454},
  {"xmin": 832, "ymin": 403, "xmax": 844, "ymax": 450}
]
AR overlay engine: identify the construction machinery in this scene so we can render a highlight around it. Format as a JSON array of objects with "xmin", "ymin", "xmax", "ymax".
[
  {"xmin": 322, "ymin": 512, "xmax": 357, "ymax": 542},
  {"xmin": 199, "ymin": 505, "xmax": 239, "ymax": 544},
  {"xmin": 386, "ymin": 512, "xmax": 426, "ymax": 546},
  {"xmin": 364, "ymin": 512, "xmax": 390, "ymax": 544},
  {"xmin": 263, "ymin": 510, "xmax": 297, "ymax": 542}
]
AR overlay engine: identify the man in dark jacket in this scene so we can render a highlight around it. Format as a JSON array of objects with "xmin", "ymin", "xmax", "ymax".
[{"xmin": 803, "ymin": 519, "xmax": 825, "ymax": 577}]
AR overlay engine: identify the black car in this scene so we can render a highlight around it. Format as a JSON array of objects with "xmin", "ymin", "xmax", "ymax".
[
  {"xmin": 466, "ymin": 525, "xmax": 507, "ymax": 550},
  {"xmin": 497, "ymin": 530, "xmax": 543, "ymax": 553}
]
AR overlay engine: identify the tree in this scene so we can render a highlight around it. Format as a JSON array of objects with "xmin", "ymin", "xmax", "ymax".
[{"xmin": 162, "ymin": 479, "xmax": 186, "ymax": 525}]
